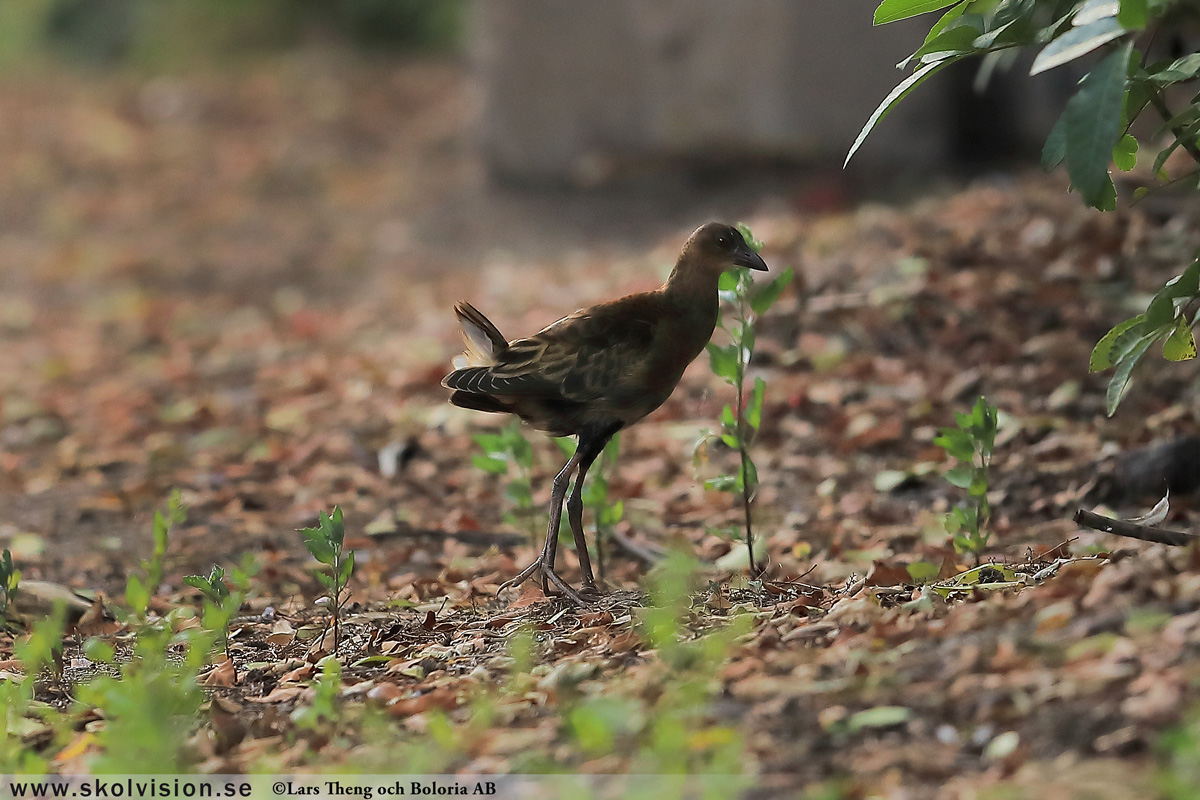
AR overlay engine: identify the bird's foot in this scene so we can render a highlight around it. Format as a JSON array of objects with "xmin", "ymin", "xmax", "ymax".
[{"xmin": 497, "ymin": 559, "xmax": 594, "ymax": 606}]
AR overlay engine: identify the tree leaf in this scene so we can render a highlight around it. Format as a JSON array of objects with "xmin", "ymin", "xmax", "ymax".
[
  {"xmin": 1042, "ymin": 108, "xmax": 1068, "ymax": 169},
  {"xmin": 1117, "ymin": 0, "xmax": 1147, "ymax": 29},
  {"xmin": 1030, "ymin": 17, "xmax": 1125, "ymax": 75},
  {"xmin": 910, "ymin": 19, "xmax": 982, "ymax": 62},
  {"xmin": 1106, "ymin": 334, "xmax": 1155, "ymax": 415},
  {"xmin": 846, "ymin": 59, "xmax": 955, "ymax": 166},
  {"xmin": 1063, "ymin": 44, "xmax": 1131, "ymax": 208},
  {"xmin": 1075, "ymin": 0, "xmax": 1120, "ymax": 27},
  {"xmin": 1112, "ymin": 133, "xmax": 1138, "ymax": 171},
  {"xmin": 1163, "ymin": 316, "xmax": 1197, "ymax": 361},
  {"xmin": 1090, "ymin": 314, "xmax": 1146, "ymax": 371},
  {"xmin": 874, "ymin": 0, "xmax": 961, "ymax": 25}
]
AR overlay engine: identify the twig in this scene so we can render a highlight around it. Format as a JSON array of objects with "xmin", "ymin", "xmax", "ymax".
[
  {"xmin": 1148, "ymin": 88, "xmax": 1200, "ymax": 167},
  {"xmin": 608, "ymin": 529, "xmax": 665, "ymax": 565},
  {"xmin": 1073, "ymin": 508, "xmax": 1198, "ymax": 546},
  {"xmin": 367, "ymin": 523, "xmax": 527, "ymax": 548}
]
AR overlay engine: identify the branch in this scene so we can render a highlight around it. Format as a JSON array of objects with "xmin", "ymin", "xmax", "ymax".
[
  {"xmin": 1073, "ymin": 507, "xmax": 1198, "ymax": 546},
  {"xmin": 1148, "ymin": 88, "xmax": 1200, "ymax": 167}
]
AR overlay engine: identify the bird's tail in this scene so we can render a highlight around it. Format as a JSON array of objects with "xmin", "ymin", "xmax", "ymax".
[{"xmin": 453, "ymin": 301, "xmax": 507, "ymax": 369}]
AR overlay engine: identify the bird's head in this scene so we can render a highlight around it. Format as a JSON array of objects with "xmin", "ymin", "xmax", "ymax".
[{"xmin": 679, "ymin": 222, "xmax": 769, "ymax": 279}]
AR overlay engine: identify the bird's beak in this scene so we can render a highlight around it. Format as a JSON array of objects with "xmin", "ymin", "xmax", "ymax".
[{"xmin": 735, "ymin": 248, "xmax": 769, "ymax": 272}]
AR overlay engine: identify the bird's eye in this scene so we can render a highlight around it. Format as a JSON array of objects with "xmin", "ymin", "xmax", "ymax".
[{"xmin": 717, "ymin": 236, "xmax": 728, "ymax": 248}]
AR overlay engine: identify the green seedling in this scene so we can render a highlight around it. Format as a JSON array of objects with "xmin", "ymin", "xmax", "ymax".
[
  {"xmin": 183, "ymin": 556, "xmax": 257, "ymax": 664},
  {"xmin": 474, "ymin": 419, "xmax": 537, "ymax": 540},
  {"xmin": 935, "ymin": 395, "xmax": 998, "ymax": 560},
  {"xmin": 0, "ymin": 549, "xmax": 18, "ymax": 621},
  {"xmin": 301, "ymin": 506, "xmax": 355, "ymax": 652},
  {"xmin": 125, "ymin": 489, "xmax": 185, "ymax": 619},
  {"xmin": 700, "ymin": 224, "xmax": 793, "ymax": 575}
]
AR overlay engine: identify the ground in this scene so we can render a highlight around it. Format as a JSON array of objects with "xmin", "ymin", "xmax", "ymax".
[{"xmin": 2, "ymin": 52, "xmax": 1200, "ymax": 798}]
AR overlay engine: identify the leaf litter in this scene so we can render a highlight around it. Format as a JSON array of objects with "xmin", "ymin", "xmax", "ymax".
[{"xmin": 2, "ymin": 60, "xmax": 1200, "ymax": 796}]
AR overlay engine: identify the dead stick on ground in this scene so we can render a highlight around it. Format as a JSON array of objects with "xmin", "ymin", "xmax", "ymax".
[
  {"xmin": 608, "ymin": 529, "xmax": 665, "ymax": 565},
  {"xmin": 1073, "ymin": 508, "xmax": 1198, "ymax": 547}
]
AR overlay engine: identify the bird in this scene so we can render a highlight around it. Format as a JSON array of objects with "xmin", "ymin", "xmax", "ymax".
[{"xmin": 443, "ymin": 222, "xmax": 768, "ymax": 603}]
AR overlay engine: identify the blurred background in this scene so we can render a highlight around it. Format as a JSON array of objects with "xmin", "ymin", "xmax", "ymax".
[{"xmin": 0, "ymin": 0, "xmax": 1081, "ymax": 301}]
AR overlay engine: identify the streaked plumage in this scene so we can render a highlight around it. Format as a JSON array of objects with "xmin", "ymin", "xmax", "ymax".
[{"xmin": 444, "ymin": 222, "xmax": 768, "ymax": 603}]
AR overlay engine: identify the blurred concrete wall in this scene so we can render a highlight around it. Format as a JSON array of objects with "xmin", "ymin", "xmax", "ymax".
[{"xmin": 471, "ymin": 0, "xmax": 950, "ymax": 185}]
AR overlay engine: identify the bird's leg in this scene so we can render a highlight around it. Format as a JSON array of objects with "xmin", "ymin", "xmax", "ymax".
[
  {"xmin": 497, "ymin": 449, "xmax": 585, "ymax": 604},
  {"xmin": 566, "ymin": 431, "xmax": 612, "ymax": 592}
]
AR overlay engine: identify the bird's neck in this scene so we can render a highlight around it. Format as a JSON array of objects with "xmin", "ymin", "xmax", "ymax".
[{"xmin": 661, "ymin": 263, "xmax": 720, "ymax": 324}]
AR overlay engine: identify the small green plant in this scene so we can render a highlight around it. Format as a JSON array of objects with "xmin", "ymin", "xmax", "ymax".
[
  {"xmin": 183, "ymin": 557, "xmax": 256, "ymax": 664},
  {"xmin": 125, "ymin": 489, "xmax": 185, "ymax": 618},
  {"xmin": 1157, "ymin": 705, "xmax": 1200, "ymax": 799},
  {"xmin": 0, "ymin": 548, "xmax": 18, "ymax": 620},
  {"xmin": 935, "ymin": 396, "xmax": 999, "ymax": 559},
  {"xmin": 77, "ymin": 618, "xmax": 211, "ymax": 772},
  {"xmin": 291, "ymin": 657, "xmax": 342, "ymax": 730},
  {"xmin": 301, "ymin": 506, "xmax": 355, "ymax": 651},
  {"xmin": 473, "ymin": 420, "xmax": 537, "ymax": 539},
  {"xmin": 701, "ymin": 224, "xmax": 793, "ymax": 575}
]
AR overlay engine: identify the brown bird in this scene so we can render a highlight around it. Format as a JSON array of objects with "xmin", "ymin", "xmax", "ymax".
[{"xmin": 443, "ymin": 222, "xmax": 768, "ymax": 603}]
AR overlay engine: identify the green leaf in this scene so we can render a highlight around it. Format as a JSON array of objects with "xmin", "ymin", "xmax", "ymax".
[
  {"xmin": 125, "ymin": 575, "xmax": 149, "ymax": 614},
  {"xmin": 847, "ymin": 705, "xmax": 912, "ymax": 731},
  {"xmin": 182, "ymin": 576, "xmax": 211, "ymax": 592},
  {"xmin": 847, "ymin": 59, "xmax": 955, "ymax": 166},
  {"xmin": 339, "ymin": 552, "xmax": 356, "ymax": 584},
  {"xmin": 740, "ymin": 457, "xmax": 759, "ymax": 494},
  {"xmin": 1106, "ymin": 334, "xmax": 1155, "ymax": 415},
  {"xmin": 909, "ymin": 18, "xmax": 981, "ymax": 63},
  {"xmin": 945, "ymin": 465, "xmax": 974, "ymax": 489},
  {"xmin": 922, "ymin": 2, "xmax": 970, "ymax": 43},
  {"xmin": 472, "ymin": 433, "xmax": 504, "ymax": 451},
  {"xmin": 934, "ymin": 428, "xmax": 976, "ymax": 462},
  {"xmin": 969, "ymin": 471, "xmax": 989, "ymax": 497},
  {"xmin": 329, "ymin": 506, "xmax": 344, "ymax": 548},
  {"xmin": 705, "ymin": 475, "xmax": 739, "ymax": 493},
  {"xmin": 1030, "ymin": 17, "xmax": 1125, "ymax": 75},
  {"xmin": 1150, "ymin": 53, "xmax": 1200, "ymax": 85},
  {"xmin": 1117, "ymin": 0, "xmax": 1147, "ymax": 29},
  {"xmin": 1042, "ymin": 108, "xmax": 1068, "ymax": 169},
  {"xmin": 707, "ymin": 342, "xmax": 740, "ymax": 382},
  {"xmin": 906, "ymin": 561, "xmax": 940, "ymax": 584},
  {"xmin": 747, "ymin": 377, "xmax": 766, "ymax": 430},
  {"xmin": 554, "ymin": 437, "xmax": 577, "ymax": 457},
  {"xmin": 1163, "ymin": 317, "xmax": 1198, "ymax": 361},
  {"xmin": 1064, "ymin": 44, "xmax": 1131, "ymax": 208},
  {"xmin": 1090, "ymin": 314, "xmax": 1146, "ymax": 371},
  {"xmin": 1113, "ymin": 133, "xmax": 1138, "ymax": 170},
  {"xmin": 874, "ymin": 0, "xmax": 960, "ymax": 25},
  {"xmin": 302, "ymin": 529, "xmax": 337, "ymax": 565},
  {"xmin": 472, "ymin": 453, "xmax": 510, "ymax": 475},
  {"xmin": 83, "ymin": 637, "xmax": 115, "ymax": 664},
  {"xmin": 750, "ymin": 267, "xmax": 794, "ymax": 316},
  {"xmin": 717, "ymin": 270, "xmax": 740, "ymax": 293}
]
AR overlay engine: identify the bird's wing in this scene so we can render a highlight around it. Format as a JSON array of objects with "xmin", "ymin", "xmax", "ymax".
[{"xmin": 445, "ymin": 304, "xmax": 658, "ymax": 402}]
